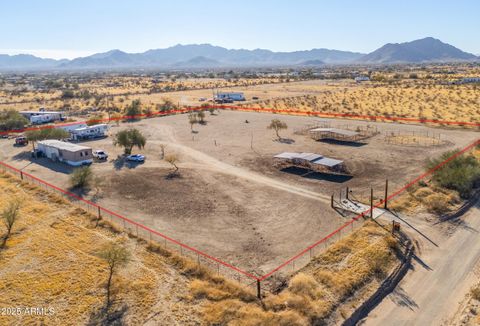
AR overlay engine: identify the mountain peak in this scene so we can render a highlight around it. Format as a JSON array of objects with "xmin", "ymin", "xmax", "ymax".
[{"xmin": 359, "ymin": 37, "xmax": 476, "ymax": 63}]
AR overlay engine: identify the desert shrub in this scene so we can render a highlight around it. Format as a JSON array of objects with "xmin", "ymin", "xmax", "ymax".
[
  {"xmin": 70, "ymin": 166, "xmax": 93, "ymax": 189},
  {"xmin": 429, "ymin": 151, "xmax": 480, "ymax": 198},
  {"xmin": 0, "ymin": 109, "xmax": 29, "ymax": 131},
  {"xmin": 471, "ymin": 285, "xmax": 480, "ymax": 301}
]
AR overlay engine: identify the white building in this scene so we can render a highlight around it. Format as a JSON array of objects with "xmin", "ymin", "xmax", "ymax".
[
  {"xmin": 37, "ymin": 140, "xmax": 93, "ymax": 166},
  {"xmin": 354, "ymin": 76, "xmax": 370, "ymax": 83}
]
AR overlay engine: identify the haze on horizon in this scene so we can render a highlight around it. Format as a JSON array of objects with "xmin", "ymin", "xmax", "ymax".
[{"xmin": 0, "ymin": 0, "xmax": 479, "ymax": 60}]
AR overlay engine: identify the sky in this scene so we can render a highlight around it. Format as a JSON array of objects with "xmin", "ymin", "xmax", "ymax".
[{"xmin": 0, "ymin": 0, "xmax": 479, "ymax": 59}]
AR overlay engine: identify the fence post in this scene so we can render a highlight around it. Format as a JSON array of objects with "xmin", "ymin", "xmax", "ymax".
[
  {"xmin": 20, "ymin": 170, "xmax": 23, "ymax": 180},
  {"xmin": 97, "ymin": 206, "xmax": 101, "ymax": 220},
  {"xmin": 346, "ymin": 186, "xmax": 349, "ymax": 200},
  {"xmin": 331, "ymin": 194, "xmax": 334, "ymax": 208},
  {"xmin": 257, "ymin": 280, "xmax": 261, "ymax": 299},
  {"xmin": 370, "ymin": 188, "xmax": 374, "ymax": 219},
  {"xmin": 384, "ymin": 179, "xmax": 389, "ymax": 209}
]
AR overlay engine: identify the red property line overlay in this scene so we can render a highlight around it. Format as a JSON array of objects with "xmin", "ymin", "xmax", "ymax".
[
  {"xmin": 1, "ymin": 139, "xmax": 479, "ymax": 282},
  {"xmin": 1, "ymin": 104, "xmax": 479, "ymax": 137},
  {"xmin": 0, "ymin": 160, "xmax": 258, "ymax": 281},
  {"xmin": 0, "ymin": 105, "xmax": 479, "ymax": 282},
  {"xmin": 259, "ymin": 138, "xmax": 480, "ymax": 281}
]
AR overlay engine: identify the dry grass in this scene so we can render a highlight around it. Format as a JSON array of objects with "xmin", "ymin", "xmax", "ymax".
[
  {"xmin": 243, "ymin": 82, "xmax": 480, "ymax": 125},
  {"xmin": 193, "ymin": 220, "xmax": 400, "ymax": 325},
  {"xmin": 0, "ymin": 172, "xmax": 201, "ymax": 325},
  {"xmin": 0, "ymin": 170, "xmax": 402, "ymax": 325}
]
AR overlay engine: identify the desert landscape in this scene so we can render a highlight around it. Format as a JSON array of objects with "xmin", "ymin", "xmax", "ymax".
[{"xmin": 1, "ymin": 1, "xmax": 480, "ymax": 324}]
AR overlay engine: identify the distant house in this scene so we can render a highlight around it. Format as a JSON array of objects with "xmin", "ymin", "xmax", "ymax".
[
  {"xmin": 37, "ymin": 140, "xmax": 93, "ymax": 166},
  {"xmin": 19, "ymin": 110, "xmax": 65, "ymax": 124},
  {"xmin": 215, "ymin": 92, "xmax": 246, "ymax": 102},
  {"xmin": 354, "ymin": 76, "xmax": 370, "ymax": 83},
  {"xmin": 70, "ymin": 124, "xmax": 109, "ymax": 141}
]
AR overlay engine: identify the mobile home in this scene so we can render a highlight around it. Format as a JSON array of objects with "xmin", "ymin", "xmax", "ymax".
[
  {"xmin": 37, "ymin": 140, "xmax": 93, "ymax": 166},
  {"xmin": 215, "ymin": 92, "xmax": 246, "ymax": 102},
  {"xmin": 20, "ymin": 111, "xmax": 65, "ymax": 124}
]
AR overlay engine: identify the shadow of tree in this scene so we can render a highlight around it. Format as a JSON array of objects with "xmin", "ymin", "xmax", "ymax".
[{"xmin": 87, "ymin": 303, "xmax": 128, "ymax": 326}]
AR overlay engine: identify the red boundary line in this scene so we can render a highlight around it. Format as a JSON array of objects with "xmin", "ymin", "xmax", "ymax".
[
  {"xmin": 1, "ymin": 104, "xmax": 479, "ymax": 137},
  {"xmin": 0, "ymin": 105, "xmax": 479, "ymax": 282},
  {"xmin": 0, "ymin": 160, "xmax": 258, "ymax": 281},
  {"xmin": 258, "ymin": 138, "xmax": 480, "ymax": 281}
]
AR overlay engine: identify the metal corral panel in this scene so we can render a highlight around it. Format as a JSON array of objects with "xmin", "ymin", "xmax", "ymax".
[{"xmin": 312, "ymin": 157, "xmax": 344, "ymax": 167}]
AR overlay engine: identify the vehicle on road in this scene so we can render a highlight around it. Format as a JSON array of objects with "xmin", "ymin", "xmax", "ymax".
[
  {"xmin": 93, "ymin": 149, "xmax": 108, "ymax": 160},
  {"xmin": 126, "ymin": 154, "xmax": 145, "ymax": 162}
]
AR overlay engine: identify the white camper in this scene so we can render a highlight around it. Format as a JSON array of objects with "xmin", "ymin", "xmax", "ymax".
[{"xmin": 71, "ymin": 124, "xmax": 109, "ymax": 141}]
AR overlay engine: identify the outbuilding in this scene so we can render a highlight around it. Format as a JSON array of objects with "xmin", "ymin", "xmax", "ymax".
[{"xmin": 36, "ymin": 140, "xmax": 93, "ymax": 166}]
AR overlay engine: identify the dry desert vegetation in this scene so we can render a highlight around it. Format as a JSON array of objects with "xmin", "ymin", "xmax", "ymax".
[{"xmin": 0, "ymin": 171, "xmax": 404, "ymax": 325}]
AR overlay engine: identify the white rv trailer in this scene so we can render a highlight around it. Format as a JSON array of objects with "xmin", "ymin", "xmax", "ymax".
[
  {"xmin": 70, "ymin": 124, "xmax": 109, "ymax": 141},
  {"xmin": 58, "ymin": 123, "xmax": 88, "ymax": 133}
]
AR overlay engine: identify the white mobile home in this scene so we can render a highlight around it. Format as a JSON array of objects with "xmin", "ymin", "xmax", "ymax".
[
  {"xmin": 37, "ymin": 140, "xmax": 93, "ymax": 166},
  {"xmin": 20, "ymin": 111, "xmax": 65, "ymax": 124},
  {"xmin": 215, "ymin": 92, "xmax": 246, "ymax": 101},
  {"xmin": 70, "ymin": 124, "xmax": 109, "ymax": 141}
]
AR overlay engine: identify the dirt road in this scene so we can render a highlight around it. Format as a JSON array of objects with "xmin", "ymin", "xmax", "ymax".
[
  {"xmin": 364, "ymin": 204, "xmax": 480, "ymax": 326},
  {"xmin": 150, "ymin": 124, "xmax": 331, "ymax": 203}
]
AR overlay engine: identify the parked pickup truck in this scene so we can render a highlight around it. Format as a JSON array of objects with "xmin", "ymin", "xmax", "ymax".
[{"xmin": 93, "ymin": 149, "xmax": 108, "ymax": 160}]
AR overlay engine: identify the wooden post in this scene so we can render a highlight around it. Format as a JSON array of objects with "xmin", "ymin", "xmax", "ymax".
[
  {"xmin": 20, "ymin": 171, "xmax": 23, "ymax": 180},
  {"xmin": 384, "ymin": 179, "xmax": 389, "ymax": 209},
  {"xmin": 331, "ymin": 194, "xmax": 334, "ymax": 208},
  {"xmin": 370, "ymin": 188, "xmax": 374, "ymax": 219},
  {"xmin": 346, "ymin": 186, "xmax": 349, "ymax": 200},
  {"xmin": 97, "ymin": 206, "xmax": 101, "ymax": 219},
  {"xmin": 257, "ymin": 280, "xmax": 261, "ymax": 299}
]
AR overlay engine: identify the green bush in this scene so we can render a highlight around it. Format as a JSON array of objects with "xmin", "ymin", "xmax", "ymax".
[
  {"xmin": 70, "ymin": 166, "xmax": 93, "ymax": 189},
  {"xmin": 428, "ymin": 151, "xmax": 480, "ymax": 198}
]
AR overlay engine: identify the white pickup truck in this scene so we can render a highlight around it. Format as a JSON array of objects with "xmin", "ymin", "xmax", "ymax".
[{"xmin": 93, "ymin": 150, "xmax": 108, "ymax": 160}]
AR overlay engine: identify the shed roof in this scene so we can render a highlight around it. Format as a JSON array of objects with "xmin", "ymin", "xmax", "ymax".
[
  {"xmin": 311, "ymin": 157, "xmax": 344, "ymax": 167},
  {"xmin": 274, "ymin": 152, "xmax": 344, "ymax": 167},
  {"xmin": 309, "ymin": 128, "xmax": 359, "ymax": 137},
  {"xmin": 38, "ymin": 140, "xmax": 91, "ymax": 152}
]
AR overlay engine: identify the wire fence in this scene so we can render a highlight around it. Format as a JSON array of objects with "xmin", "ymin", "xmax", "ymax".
[
  {"xmin": 0, "ymin": 161, "xmax": 260, "ymax": 289},
  {"xmin": 1, "ymin": 105, "xmax": 477, "ymax": 296}
]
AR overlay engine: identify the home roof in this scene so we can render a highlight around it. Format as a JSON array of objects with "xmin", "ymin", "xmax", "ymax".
[{"xmin": 38, "ymin": 140, "xmax": 91, "ymax": 152}]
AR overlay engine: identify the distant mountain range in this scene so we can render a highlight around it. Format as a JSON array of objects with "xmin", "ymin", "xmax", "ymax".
[
  {"xmin": 0, "ymin": 38, "xmax": 478, "ymax": 70},
  {"xmin": 360, "ymin": 37, "xmax": 477, "ymax": 63}
]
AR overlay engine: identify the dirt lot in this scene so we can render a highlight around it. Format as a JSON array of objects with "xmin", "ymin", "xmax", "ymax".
[{"xmin": 0, "ymin": 110, "xmax": 477, "ymax": 275}]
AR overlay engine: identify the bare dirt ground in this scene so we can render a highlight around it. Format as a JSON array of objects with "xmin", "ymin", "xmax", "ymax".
[
  {"xmin": 0, "ymin": 110, "xmax": 477, "ymax": 276},
  {"xmin": 364, "ymin": 203, "xmax": 480, "ymax": 326}
]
